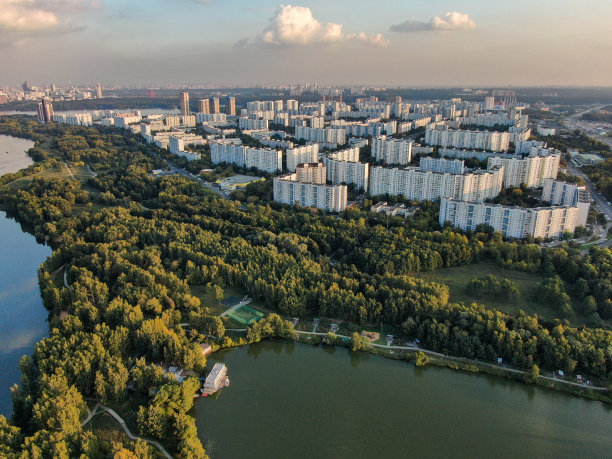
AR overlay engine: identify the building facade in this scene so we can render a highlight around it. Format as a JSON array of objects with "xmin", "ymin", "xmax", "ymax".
[
  {"xmin": 425, "ymin": 127, "xmax": 510, "ymax": 152},
  {"xmin": 294, "ymin": 126, "xmax": 347, "ymax": 145},
  {"xmin": 542, "ymin": 179, "xmax": 590, "ymax": 226},
  {"xmin": 487, "ymin": 153, "xmax": 560, "ymax": 188},
  {"xmin": 371, "ymin": 136, "xmax": 413, "ymax": 165},
  {"xmin": 286, "ymin": 144, "xmax": 320, "ymax": 172},
  {"xmin": 180, "ymin": 91, "xmax": 190, "ymax": 116},
  {"xmin": 419, "ymin": 157, "xmax": 465, "ymax": 174},
  {"xmin": 439, "ymin": 198, "xmax": 578, "ymax": 239},
  {"xmin": 369, "ymin": 166, "xmax": 503, "ymax": 202},
  {"xmin": 273, "ymin": 174, "xmax": 347, "ymax": 212}
]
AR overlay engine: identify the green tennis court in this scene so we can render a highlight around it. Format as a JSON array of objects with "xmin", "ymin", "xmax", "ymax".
[{"xmin": 226, "ymin": 305, "xmax": 264, "ymax": 325}]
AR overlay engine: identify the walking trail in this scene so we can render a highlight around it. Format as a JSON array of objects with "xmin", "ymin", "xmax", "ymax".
[{"xmin": 82, "ymin": 402, "xmax": 173, "ymax": 459}]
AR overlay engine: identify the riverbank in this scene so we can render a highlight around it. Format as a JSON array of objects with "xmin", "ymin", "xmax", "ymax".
[{"xmin": 218, "ymin": 328, "xmax": 612, "ymax": 404}]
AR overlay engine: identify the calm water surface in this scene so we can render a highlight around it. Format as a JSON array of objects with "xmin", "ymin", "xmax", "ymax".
[
  {"xmin": 196, "ymin": 341, "xmax": 612, "ymax": 459},
  {"xmin": 0, "ymin": 135, "xmax": 51, "ymax": 416}
]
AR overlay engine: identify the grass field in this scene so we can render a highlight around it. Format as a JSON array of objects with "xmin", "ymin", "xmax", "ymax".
[
  {"xmin": 413, "ymin": 263, "xmax": 558, "ymax": 319},
  {"xmin": 414, "ymin": 262, "xmax": 612, "ymax": 328}
]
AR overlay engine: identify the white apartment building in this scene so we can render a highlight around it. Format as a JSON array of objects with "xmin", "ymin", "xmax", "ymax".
[
  {"xmin": 113, "ymin": 115, "xmax": 142, "ymax": 128},
  {"xmin": 371, "ymin": 136, "xmax": 412, "ymax": 165},
  {"xmin": 273, "ymin": 174, "xmax": 348, "ymax": 212},
  {"xmin": 330, "ymin": 120, "xmax": 397, "ymax": 137},
  {"xmin": 238, "ymin": 117, "xmax": 269, "ymax": 131},
  {"xmin": 286, "ymin": 99, "xmax": 299, "ymax": 111},
  {"xmin": 542, "ymin": 179, "xmax": 590, "ymax": 226},
  {"xmin": 425, "ymin": 127, "xmax": 510, "ymax": 152},
  {"xmin": 327, "ymin": 147, "xmax": 360, "ymax": 162},
  {"xmin": 210, "ymin": 140, "xmax": 281, "ymax": 173},
  {"xmin": 181, "ymin": 115, "xmax": 196, "ymax": 127},
  {"xmin": 52, "ymin": 113, "xmax": 93, "ymax": 126},
  {"xmin": 323, "ymin": 156, "xmax": 369, "ymax": 192},
  {"xmin": 169, "ymin": 136, "xmax": 201, "ymax": 161},
  {"xmin": 295, "ymin": 126, "xmax": 347, "ymax": 145},
  {"xmin": 419, "ymin": 157, "xmax": 465, "ymax": 174},
  {"xmin": 369, "ymin": 166, "xmax": 503, "ymax": 202},
  {"xmin": 286, "ymin": 144, "xmax": 320, "ymax": 172},
  {"xmin": 196, "ymin": 113, "xmax": 226, "ymax": 123},
  {"xmin": 439, "ymin": 198, "xmax": 578, "ymax": 239},
  {"xmin": 296, "ymin": 162, "xmax": 326, "ymax": 184},
  {"xmin": 487, "ymin": 153, "xmax": 560, "ymax": 188},
  {"xmin": 165, "ymin": 115, "xmax": 181, "ymax": 127}
]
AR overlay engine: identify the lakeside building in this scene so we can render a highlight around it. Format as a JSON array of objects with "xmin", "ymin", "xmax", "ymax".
[
  {"xmin": 369, "ymin": 166, "xmax": 503, "ymax": 202},
  {"xmin": 273, "ymin": 172, "xmax": 348, "ymax": 212},
  {"xmin": 95, "ymin": 82, "xmax": 103, "ymax": 99},
  {"xmin": 542, "ymin": 179, "xmax": 590, "ymax": 226},
  {"xmin": 439, "ymin": 198, "xmax": 578, "ymax": 239},
  {"xmin": 295, "ymin": 126, "xmax": 347, "ymax": 146},
  {"xmin": 371, "ymin": 136, "xmax": 412, "ymax": 165},
  {"xmin": 202, "ymin": 363, "xmax": 228, "ymax": 396},
  {"xmin": 286, "ymin": 144, "xmax": 320, "ymax": 172},
  {"xmin": 487, "ymin": 152, "xmax": 560, "ymax": 188},
  {"xmin": 425, "ymin": 126, "xmax": 510, "ymax": 152},
  {"xmin": 419, "ymin": 157, "xmax": 465, "ymax": 174}
]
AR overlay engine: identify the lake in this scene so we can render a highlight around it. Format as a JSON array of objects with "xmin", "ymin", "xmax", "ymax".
[
  {"xmin": 196, "ymin": 341, "xmax": 612, "ymax": 459},
  {"xmin": 0, "ymin": 135, "xmax": 52, "ymax": 416}
]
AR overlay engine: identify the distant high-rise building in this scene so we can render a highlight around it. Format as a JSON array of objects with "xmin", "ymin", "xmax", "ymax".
[
  {"xmin": 209, "ymin": 97, "xmax": 220, "ymax": 114},
  {"xmin": 96, "ymin": 82, "xmax": 103, "ymax": 99},
  {"xmin": 484, "ymin": 96, "xmax": 495, "ymax": 110},
  {"xmin": 37, "ymin": 98, "xmax": 54, "ymax": 123},
  {"xmin": 22, "ymin": 81, "xmax": 31, "ymax": 92},
  {"xmin": 180, "ymin": 91, "xmax": 190, "ymax": 116},
  {"xmin": 225, "ymin": 96, "xmax": 236, "ymax": 116},
  {"xmin": 50, "ymin": 84, "xmax": 57, "ymax": 93},
  {"xmin": 198, "ymin": 99, "xmax": 210, "ymax": 114}
]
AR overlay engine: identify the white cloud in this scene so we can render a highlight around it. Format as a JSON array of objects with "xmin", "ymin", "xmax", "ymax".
[
  {"xmin": 0, "ymin": 0, "xmax": 94, "ymax": 44},
  {"xmin": 0, "ymin": 0, "xmax": 59, "ymax": 32},
  {"xmin": 431, "ymin": 12, "xmax": 476, "ymax": 31},
  {"xmin": 391, "ymin": 11, "xmax": 476, "ymax": 33},
  {"xmin": 258, "ymin": 4, "xmax": 388, "ymax": 47}
]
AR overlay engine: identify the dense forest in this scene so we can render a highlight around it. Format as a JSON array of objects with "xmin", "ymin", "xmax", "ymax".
[{"xmin": 0, "ymin": 116, "xmax": 610, "ymax": 457}]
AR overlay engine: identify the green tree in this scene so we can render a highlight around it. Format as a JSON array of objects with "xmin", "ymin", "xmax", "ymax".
[{"xmin": 415, "ymin": 351, "xmax": 429, "ymax": 367}]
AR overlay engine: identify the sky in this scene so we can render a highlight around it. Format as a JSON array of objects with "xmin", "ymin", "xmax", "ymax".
[{"xmin": 1, "ymin": 0, "xmax": 612, "ymax": 87}]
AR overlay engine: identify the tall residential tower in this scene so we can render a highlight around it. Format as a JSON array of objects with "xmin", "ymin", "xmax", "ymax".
[{"xmin": 180, "ymin": 91, "xmax": 190, "ymax": 116}]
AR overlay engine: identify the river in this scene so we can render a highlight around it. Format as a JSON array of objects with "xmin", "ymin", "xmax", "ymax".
[
  {"xmin": 196, "ymin": 341, "xmax": 612, "ymax": 459},
  {"xmin": 0, "ymin": 135, "xmax": 52, "ymax": 416}
]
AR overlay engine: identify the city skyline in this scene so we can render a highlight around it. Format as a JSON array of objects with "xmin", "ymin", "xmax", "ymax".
[{"xmin": 1, "ymin": 1, "xmax": 612, "ymax": 87}]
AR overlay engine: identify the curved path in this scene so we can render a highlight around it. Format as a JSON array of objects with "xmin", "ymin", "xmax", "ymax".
[{"xmin": 82, "ymin": 402, "xmax": 173, "ymax": 458}]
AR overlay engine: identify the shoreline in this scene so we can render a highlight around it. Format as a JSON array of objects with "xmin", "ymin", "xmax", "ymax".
[{"xmin": 219, "ymin": 328, "xmax": 611, "ymax": 404}]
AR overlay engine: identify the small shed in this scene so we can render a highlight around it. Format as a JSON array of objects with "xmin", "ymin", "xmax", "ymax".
[{"xmin": 199, "ymin": 343, "xmax": 212, "ymax": 356}]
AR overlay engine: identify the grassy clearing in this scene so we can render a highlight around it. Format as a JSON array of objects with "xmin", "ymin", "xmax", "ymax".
[
  {"xmin": 413, "ymin": 262, "xmax": 612, "ymax": 328},
  {"xmin": 413, "ymin": 263, "xmax": 556, "ymax": 318}
]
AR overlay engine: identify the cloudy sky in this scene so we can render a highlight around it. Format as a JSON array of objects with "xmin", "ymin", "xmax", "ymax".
[{"xmin": 1, "ymin": 0, "xmax": 612, "ymax": 87}]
